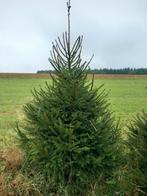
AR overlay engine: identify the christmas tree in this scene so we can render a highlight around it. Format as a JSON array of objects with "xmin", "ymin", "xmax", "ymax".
[
  {"xmin": 127, "ymin": 112, "xmax": 147, "ymax": 195},
  {"xmin": 17, "ymin": 1, "xmax": 120, "ymax": 194}
]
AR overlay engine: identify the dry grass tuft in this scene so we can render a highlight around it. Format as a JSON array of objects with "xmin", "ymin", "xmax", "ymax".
[
  {"xmin": 0, "ymin": 172, "xmax": 42, "ymax": 196},
  {"xmin": 0, "ymin": 173, "xmax": 5, "ymax": 186},
  {"xmin": 0, "ymin": 173, "xmax": 7, "ymax": 196},
  {"xmin": 11, "ymin": 174, "xmax": 24, "ymax": 189},
  {"xmin": 0, "ymin": 147, "xmax": 24, "ymax": 172},
  {"xmin": 0, "ymin": 147, "xmax": 42, "ymax": 196},
  {"xmin": 9, "ymin": 174, "xmax": 42, "ymax": 196},
  {"xmin": 0, "ymin": 191, "xmax": 7, "ymax": 196}
]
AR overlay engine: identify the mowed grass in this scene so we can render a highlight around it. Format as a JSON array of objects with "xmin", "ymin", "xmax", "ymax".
[
  {"xmin": 0, "ymin": 74, "xmax": 147, "ymax": 147},
  {"xmin": 0, "ymin": 77, "xmax": 50, "ymax": 148}
]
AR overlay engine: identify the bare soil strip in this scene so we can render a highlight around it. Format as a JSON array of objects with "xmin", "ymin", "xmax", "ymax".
[{"xmin": 0, "ymin": 73, "xmax": 147, "ymax": 79}]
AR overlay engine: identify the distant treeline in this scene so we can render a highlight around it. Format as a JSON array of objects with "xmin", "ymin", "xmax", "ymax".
[{"xmin": 37, "ymin": 68, "xmax": 147, "ymax": 75}]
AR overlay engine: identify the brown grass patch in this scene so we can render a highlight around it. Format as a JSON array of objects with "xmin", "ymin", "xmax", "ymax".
[
  {"xmin": 0, "ymin": 172, "xmax": 42, "ymax": 196},
  {"xmin": 0, "ymin": 173, "xmax": 7, "ymax": 196},
  {"xmin": 0, "ymin": 73, "xmax": 147, "ymax": 79},
  {"xmin": 0, "ymin": 73, "xmax": 50, "ymax": 79},
  {"xmin": 0, "ymin": 147, "xmax": 42, "ymax": 196},
  {"xmin": 87, "ymin": 74, "xmax": 147, "ymax": 79},
  {"xmin": 0, "ymin": 147, "xmax": 24, "ymax": 172}
]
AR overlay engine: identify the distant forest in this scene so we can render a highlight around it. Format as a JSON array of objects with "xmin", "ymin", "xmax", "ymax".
[{"xmin": 37, "ymin": 68, "xmax": 147, "ymax": 75}]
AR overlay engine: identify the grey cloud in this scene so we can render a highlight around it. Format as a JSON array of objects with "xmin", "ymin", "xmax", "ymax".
[{"xmin": 0, "ymin": 0, "xmax": 147, "ymax": 72}]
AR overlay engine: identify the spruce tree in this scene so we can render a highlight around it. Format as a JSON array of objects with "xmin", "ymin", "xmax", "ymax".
[
  {"xmin": 127, "ymin": 112, "xmax": 147, "ymax": 195},
  {"xmin": 17, "ymin": 1, "xmax": 120, "ymax": 195}
]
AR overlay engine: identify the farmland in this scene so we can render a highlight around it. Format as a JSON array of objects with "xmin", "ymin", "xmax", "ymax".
[{"xmin": 0, "ymin": 73, "xmax": 147, "ymax": 148}]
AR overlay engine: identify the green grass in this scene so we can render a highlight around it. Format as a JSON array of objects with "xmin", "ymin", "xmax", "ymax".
[
  {"xmin": 0, "ymin": 76, "xmax": 147, "ymax": 147},
  {"xmin": 0, "ymin": 78, "xmax": 49, "ymax": 148},
  {"xmin": 94, "ymin": 78, "xmax": 147, "ymax": 120}
]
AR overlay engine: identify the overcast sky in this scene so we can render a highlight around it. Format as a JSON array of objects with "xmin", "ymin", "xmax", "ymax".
[{"xmin": 0, "ymin": 0, "xmax": 147, "ymax": 73}]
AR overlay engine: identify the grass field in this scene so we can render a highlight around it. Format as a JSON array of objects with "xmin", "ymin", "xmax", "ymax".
[
  {"xmin": 0, "ymin": 73, "xmax": 147, "ymax": 147},
  {"xmin": 0, "ymin": 73, "xmax": 147, "ymax": 195}
]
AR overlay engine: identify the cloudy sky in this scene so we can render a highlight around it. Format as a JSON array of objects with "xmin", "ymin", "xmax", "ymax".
[{"xmin": 0, "ymin": 0, "xmax": 147, "ymax": 73}]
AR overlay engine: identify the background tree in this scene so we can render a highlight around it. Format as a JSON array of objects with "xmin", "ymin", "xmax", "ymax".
[{"xmin": 126, "ymin": 112, "xmax": 147, "ymax": 195}]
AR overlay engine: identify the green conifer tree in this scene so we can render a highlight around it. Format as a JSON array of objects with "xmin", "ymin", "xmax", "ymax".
[
  {"xmin": 17, "ymin": 1, "xmax": 120, "ymax": 195},
  {"xmin": 127, "ymin": 112, "xmax": 147, "ymax": 195}
]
